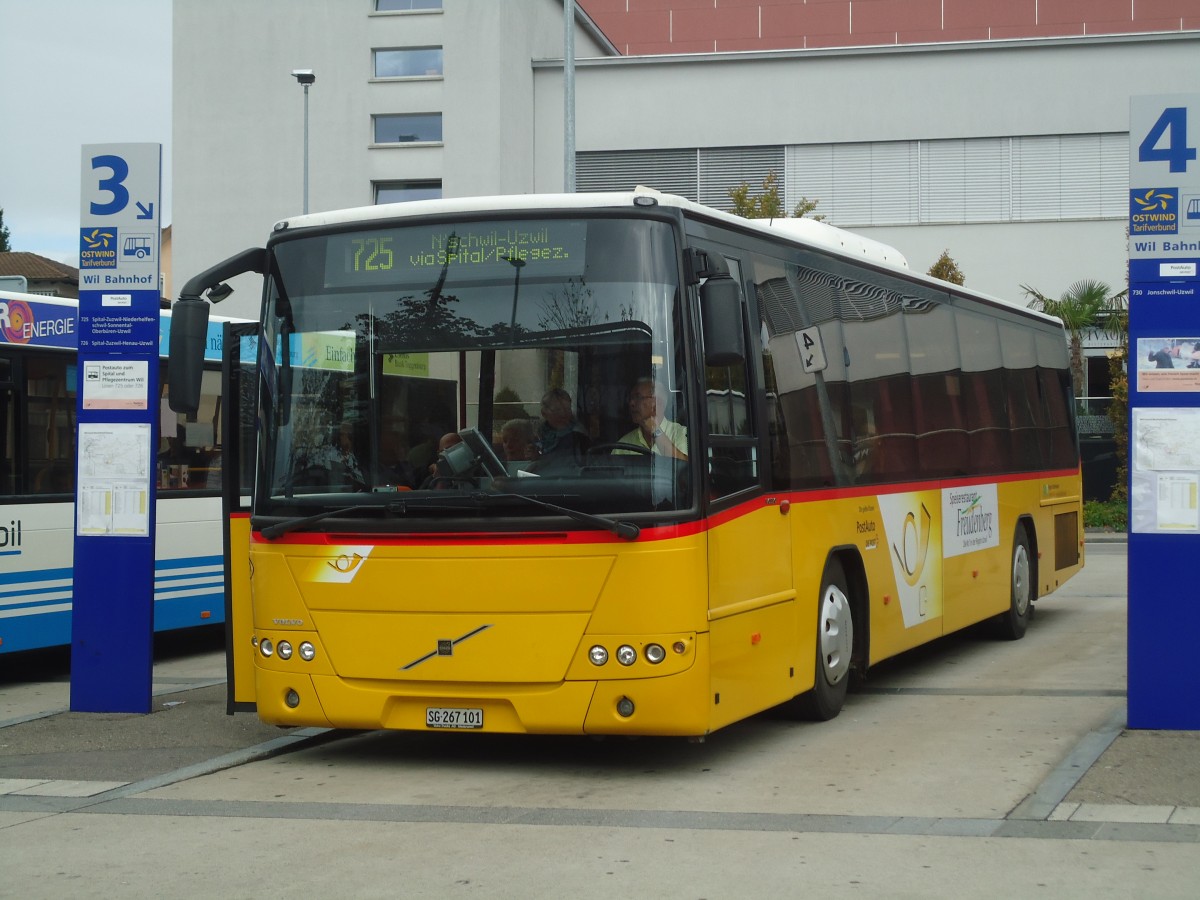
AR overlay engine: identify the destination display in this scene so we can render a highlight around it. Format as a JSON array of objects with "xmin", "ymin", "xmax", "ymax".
[{"xmin": 323, "ymin": 219, "xmax": 588, "ymax": 287}]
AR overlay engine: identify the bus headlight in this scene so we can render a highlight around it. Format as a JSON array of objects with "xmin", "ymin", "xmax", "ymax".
[
  {"xmin": 588, "ymin": 645, "xmax": 609, "ymax": 666},
  {"xmin": 277, "ymin": 641, "xmax": 293, "ymax": 660},
  {"xmin": 616, "ymin": 645, "xmax": 637, "ymax": 666},
  {"xmin": 259, "ymin": 638, "xmax": 274, "ymax": 657},
  {"xmin": 299, "ymin": 642, "xmax": 316, "ymax": 661},
  {"xmin": 644, "ymin": 643, "xmax": 666, "ymax": 664}
]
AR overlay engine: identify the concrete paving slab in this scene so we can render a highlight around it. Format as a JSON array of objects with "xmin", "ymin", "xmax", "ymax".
[
  {"xmin": 0, "ymin": 778, "xmax": 50, "ymax": 795},
  {"xmin": 12, "ymin": 779, "xmax": 129, "ymax": 798},
  {"xmin": 0, "ymin": 810, "xmax": 56, "ymax": 829},
  {"xmin": 3, "ymin": 815, "xmax": 1200, "ymax": 899},
  {"xmin": 139, "ymin": 691, "xmax": 1124, "ymax": 821},
  {"xmin": 1049, "ymin": 802, "xmax": 1079, "ymax": 821},
  {"xmin": 1169, "ymin": 807, "xmax": 1200, "ymax": 825},
  {"xmin": 1072, "ymin": 802, "xmax": 1174, "ymax": 823}
]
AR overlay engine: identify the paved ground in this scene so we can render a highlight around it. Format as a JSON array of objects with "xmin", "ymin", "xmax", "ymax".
[{"xmin": 2, "ymin": 538, "xmax": 1199, "ymax": 898}]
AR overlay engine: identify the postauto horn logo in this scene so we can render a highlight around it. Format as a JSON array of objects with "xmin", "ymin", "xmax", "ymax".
[
  {"xmin": 80, "ymin": 227, "xmax": 118, "ymax": 269},
  {"xmin": 1130, "ymin": 188, "xmax": 1178, "ymax": 236}
]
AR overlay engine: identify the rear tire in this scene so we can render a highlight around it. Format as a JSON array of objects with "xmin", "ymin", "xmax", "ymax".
[
  {"xmin": 993, "ymin": 524, "xmax": 1034, "ymax": 640},
  {"xmin": 790, "ymin": 557, "xmax": 854, "ymax": 721}
]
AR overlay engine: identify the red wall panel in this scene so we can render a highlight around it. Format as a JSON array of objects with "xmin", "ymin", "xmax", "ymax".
[
  {"xmin": 580, "ymin": 0, "xmax": 1197, "ymax": 54},
  {"xmin": 853, "ymin": 0, "xmax": 942, "ymax": 34},
  {"xmin": 1039, "ymin": 0, "xmax": 1130, "ymax": 26},
  {"xmin": 943, "ymin": 0, "xmax": 1036, "ymax": 30},
  {"xmin": 673, "ymin": 6, "xmax": 762, "ymax": 42}
]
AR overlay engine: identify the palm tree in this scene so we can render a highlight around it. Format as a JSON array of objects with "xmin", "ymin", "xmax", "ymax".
[{"xmin": 1021, "ymin": 279, "xmax": 1128, "ymax": 399}]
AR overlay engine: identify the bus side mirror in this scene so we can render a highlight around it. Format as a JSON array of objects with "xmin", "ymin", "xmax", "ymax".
[
  {"xmin": 700, "ymin": 276, "xmax": 745, "ymax": 367},
  {"xmin": 168, "ymin": 298, "xmax": 210, "ymax": 414}
]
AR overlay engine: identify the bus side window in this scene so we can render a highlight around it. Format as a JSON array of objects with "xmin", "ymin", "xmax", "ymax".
[
  {"xmin": 25, "ymin": 354, "xmax": 76, "ymax": 496},
  {"xmin": 1, "ymin": 384, "xmax": 14, "ymax": 495}
]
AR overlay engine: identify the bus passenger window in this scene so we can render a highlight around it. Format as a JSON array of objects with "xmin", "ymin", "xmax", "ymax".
[
  {"xmin": 1, "ymin": 386, "xmax": 15, "ymax": 495},
  {"xmin": 26, "ymin": 355, "xmax": 76, "ymax": 496}
]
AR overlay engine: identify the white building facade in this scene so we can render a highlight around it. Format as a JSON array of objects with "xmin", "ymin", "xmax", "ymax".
[{"xmin": 173, "ymin": 1, "xmax": 1197, "ymax": 364}]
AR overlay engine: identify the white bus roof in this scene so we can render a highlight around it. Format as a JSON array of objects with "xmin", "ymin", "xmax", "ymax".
[
  {"xmin": 276, "ymin": 187, "xmax": 909, "ymax": 269},
  {"xmin": 274, "ymin": 188, "xmax": 1061, "ymax": 328}
]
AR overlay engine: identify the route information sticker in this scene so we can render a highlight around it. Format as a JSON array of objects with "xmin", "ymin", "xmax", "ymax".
[
  {"xmin": 1131, "ymin": 407, "xmax": 1200, "ymax": 533},
  {"xmin": 75, "ymin": 422, "xmax": 152, "ymax": 536}
]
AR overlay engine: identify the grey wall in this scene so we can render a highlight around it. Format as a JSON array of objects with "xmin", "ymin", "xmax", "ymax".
[
  {"xmin": 531, "ymin": 33, "xmax": 1196, "ymax": 304},
  {"xmin": 173, "ymin": 0, "xmax": 1197, "ymax": 318},
  {"xmin": 172, "ymin": 0, "xmax": 608, "ymax": 318}
]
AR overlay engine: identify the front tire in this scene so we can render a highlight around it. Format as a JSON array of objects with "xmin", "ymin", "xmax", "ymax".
[
  {"xmin": 993, "ymin": 524, "xmax": 1034, "ymax": 640},
  {"xmin": 790, "ymin": 557, "xmax": 854, "ymax": 721}
]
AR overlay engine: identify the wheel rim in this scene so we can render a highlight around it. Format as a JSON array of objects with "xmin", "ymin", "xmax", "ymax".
[
  {"xmin": 1012, "ymin": 542, "xmax": 1031, "ymax": 617},
  {"xmin": 818, "ymin": 583, "xmax": 853, "ymax": 685}
]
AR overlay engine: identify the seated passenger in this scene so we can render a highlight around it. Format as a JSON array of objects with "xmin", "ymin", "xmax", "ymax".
[
  {"xmin": 419, "ymin": 432, "xmax": 463, "ymax": 489},
  {"xmin": 295, "ymin": 422, "xmax": 365, "ymax": 489},
  {"xmin": 500, "ymin": 418, "xmax": 539, "ymax": 465},
  {"xmin": 376, "ymin": 430, "xmax": 416, "ymax": 489},
  {"xmin": 616, "ymin": 377, "xmax": 687, "ymax": 460},
  {"xmin": 534, "ymin": 388, "xmax": 589, "ymax": 464}
]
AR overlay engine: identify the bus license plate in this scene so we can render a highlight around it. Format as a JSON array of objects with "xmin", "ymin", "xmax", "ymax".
[{"xmin": 426, "ymin": 707, "xmax": 483, "ymax": 729}]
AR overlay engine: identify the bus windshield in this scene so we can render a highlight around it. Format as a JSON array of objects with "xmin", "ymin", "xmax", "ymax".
[{"xmin": 256, "ymin": 215, "xmax": 693, "ymax": 527}]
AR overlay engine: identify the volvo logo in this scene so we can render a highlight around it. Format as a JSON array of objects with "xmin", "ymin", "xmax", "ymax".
[{"xmin": 401, "ymin": 624, "xmax": 493, "ymax": 670}]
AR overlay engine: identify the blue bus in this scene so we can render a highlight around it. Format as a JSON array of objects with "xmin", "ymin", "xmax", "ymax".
[{"xmin": 0, "ymin": 289, "xmax": 246, "ymax": 654}]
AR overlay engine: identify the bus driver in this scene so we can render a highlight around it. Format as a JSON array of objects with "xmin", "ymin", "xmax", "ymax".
[{"xmin": 617, "ymin": 377, "xmax": 687, "ymax": 460}]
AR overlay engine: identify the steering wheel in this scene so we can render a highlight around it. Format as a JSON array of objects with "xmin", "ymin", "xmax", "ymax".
[{"xmin": 586, "ymin": 442, "xmax": 652, "ymax": 456}]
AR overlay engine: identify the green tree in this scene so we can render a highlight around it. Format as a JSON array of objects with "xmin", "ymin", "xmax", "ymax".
[
  {"xmin": 927, "ymin": 249, "xmax": 965, "ymax": 285},
  {"xmin": 0, "ymin": 208, "xmax": 11, "ymax": 251},
  {"xmin": 1021, "ymin": 279, "xmax": 1128, "ymax": 400},
  {"xmin": 791, "ymin": 195, "xmax": 824, "ymax": 221},
  {"xmin": 728, "ymin": 171, "xmax": 824, "ymax": 221}
]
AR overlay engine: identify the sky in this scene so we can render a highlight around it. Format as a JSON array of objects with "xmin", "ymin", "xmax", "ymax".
[{"xmin": 0, "ymin": 0, "xmax": 172, "ymax": 267}]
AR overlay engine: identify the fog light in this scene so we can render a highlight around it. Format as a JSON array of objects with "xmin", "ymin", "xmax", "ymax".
[
  {"xmin": 644, "ymin": 643, "xmax": 666, "ymax": 664},
  {"xmin": 616, "ymin": 645, "xmax": 637, "ymax": 666},
  {"xmin": 260, "ymin": 638, "xmax": 274, "ymax": 657},
  {"xmin": 616, "ymin": 696, "xmax": 635, "ymax": 717},
  {"xmin": 299, "ymin": 641, "xmax": 316, "ymax": 661},
  {"xmin": 285, "ymin": 689, "xmax": 300, "ymax": 708},
  {"xmin": 277, "ymin": 641, "xmax": 293, "ymax": 660},
  {"xmin": 588, "ymin": 645, "xmax": 608, "ymax": 666}
]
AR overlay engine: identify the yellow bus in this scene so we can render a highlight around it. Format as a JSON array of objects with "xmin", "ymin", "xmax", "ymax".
[{"xmin": 169, "ymin": 188, "xmax": 1084, "ymax": 737}]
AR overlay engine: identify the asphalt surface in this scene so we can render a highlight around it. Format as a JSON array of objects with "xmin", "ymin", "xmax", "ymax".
[{"xmin": 2, "ymin": 536, "xmax": 1199, "ymax": 899}]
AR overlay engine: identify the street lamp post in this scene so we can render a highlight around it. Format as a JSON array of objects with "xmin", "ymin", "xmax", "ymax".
[
  {"xmin": 291, "ymin": 69, "xmax": 316, "ymax": 214},
  {"xmin": 504, "ymin": 255, "xmax": 525, "ymax": 338}
]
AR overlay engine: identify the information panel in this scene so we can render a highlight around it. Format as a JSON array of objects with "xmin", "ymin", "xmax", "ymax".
[
  {"xmin": 1127, "ymin": 95, "xmax": 1200, "ymax": 729},
  {"xmin": 71, "ymin": 143, "xmax": 162, "ymax": 714}
]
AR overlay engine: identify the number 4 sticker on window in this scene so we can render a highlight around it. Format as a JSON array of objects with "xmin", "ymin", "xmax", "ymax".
[
  {"xmin": 1138, "ymin": 107, "xmax": 1198, "ymax": 174},
  {"xmin": 796, "ymin": 326, "xmax": 827, "ymax": 373}
]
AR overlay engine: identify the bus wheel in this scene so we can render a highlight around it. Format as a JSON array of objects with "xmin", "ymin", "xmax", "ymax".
[
  {"xmin": 790, "ymin": 557, "xmax": 854, "ymax": 721},
  {"xmin": 993, "ymin": 525, "xmax": 1034, "ymax": 640}
]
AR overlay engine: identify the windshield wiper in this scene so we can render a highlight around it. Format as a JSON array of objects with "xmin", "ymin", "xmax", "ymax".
[
  {"xmin": 259, "ymin": 501, "xmax": 404, "ymax": 541},
  {"xmin": 472, "ymin": 491, "xmax": 640, "ymax": 541}
]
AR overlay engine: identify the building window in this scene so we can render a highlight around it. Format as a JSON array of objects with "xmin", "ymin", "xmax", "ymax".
[
  {"xmin": 375, "ymin": 181, "xmax": 442, "ymax": 203},
  {"xmin": 373, "ymin": 113, "xmax": 442, "ymax": 144},
  {"xmin": 376, "ymin": 0, "xmax": 441, "ymax": 10},
  {"xmin": 374, "ymin": 48, "xmax": 443, "ymax": 78}
]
